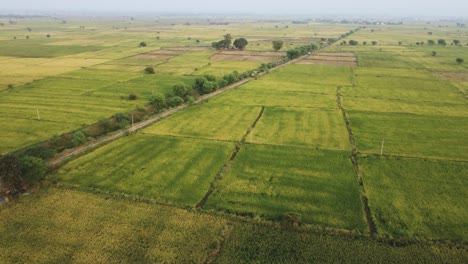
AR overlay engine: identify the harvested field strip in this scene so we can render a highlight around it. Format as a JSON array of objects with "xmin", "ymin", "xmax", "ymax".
[
  {"xmin": 211, "ymin": 54, "xmax": 279, "ymax": 63},
  {"xmin": 296, "ymin": 59, "xmax": 357, "ymax": 67}
]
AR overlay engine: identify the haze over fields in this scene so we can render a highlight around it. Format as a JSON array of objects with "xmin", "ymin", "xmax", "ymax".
[{"xmin": 2, "ymin": 0, "xmax": 467, "ymax": 17}]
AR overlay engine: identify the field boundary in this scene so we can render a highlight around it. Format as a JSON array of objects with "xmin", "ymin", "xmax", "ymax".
[
  {"xmin": 336, "ymin": 86, "xmax": 378, "ymax": 238},
  {"xmin": 196, "ymin": 107, "xmax": 265, "ymax": 208}
]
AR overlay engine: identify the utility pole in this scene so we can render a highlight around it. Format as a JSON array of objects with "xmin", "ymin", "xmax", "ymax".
[
  {"xmin": 36, "ymin": 108, "xmax": 40, "ymax": 120},
  {"xmin": 380, "ymin": 138, "xmax": 385, "ymax": 156}
]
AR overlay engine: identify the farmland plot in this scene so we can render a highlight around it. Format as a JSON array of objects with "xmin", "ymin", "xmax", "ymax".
[
  {"xmin": 361, "ymin": 156, "xmax": 468, "ymax": 240},
  {"xmin": 204, "ymin": 144, "xmax": 366, "ymax": 231},
  {"xmin": 0, "ymin": 188, "xmax": 228, "ymax": 263},
  {"xmin": 143, "ymin": 103, "xmax": 261, "ymax": 142},
  {"xmin": 54, "ymin": 134, "xmax": 233, "ymax": 206},
  {"xmin": 348, "ymin": 110, "xmax": 468, "ymax": 160},
  {"xmin": 247, "ymin": 107, "xmax": 350, "ymax": 151}
]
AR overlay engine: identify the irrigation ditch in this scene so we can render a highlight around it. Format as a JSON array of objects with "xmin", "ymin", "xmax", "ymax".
[{"xmin": 336, "ymin": 86, "xmax": 379, "ymax": 238}]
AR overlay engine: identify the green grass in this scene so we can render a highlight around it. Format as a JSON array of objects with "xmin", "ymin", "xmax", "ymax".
[
  {"xmin": 211, "ymin": 87, "xmax": 337, "ymax": 108},
  {"xmin": 343, "ymin": 96, "xmax": 468, "ymax": 117},
  {"xmin": 0, "ymin": 39, "xmax": 102, "ymax": 57},
  {"xmin": 361, "ymin": 155, "xmax": 468, "ymax": 240},
  {"xmin": 247, "ymin": 107, "xmax": 350, "ymax": 150},
  {"xmin": 0, "ymin": 71, "xmax": 191, "ymax": 153},
  {"xmin": 217, "ymin": 221, "xmax": 468, "ymax": 264},
  {"xmin": 53, "ymin": 134, "xmax": 233, "ymax": 206},
  {"xmin": 348, "ymin": 110, "xmax": 468, "ymax": 160},
  {"xmin": 195, "ymin": 60, "xmax": 262, "ymax": 76},
  {"xmin": 0, "ymin": 188, "xmax": 227, "ymax": 263},
  {"xmin": 205, "ymin": 144, "xmax": 366, "ymax": 231},
  {"xmin": 143, "ymin": 103, "xmax": 261, "ymax": 141},
  {"xmin": 344, "ymin": 72, "xmax": 464, "ymax": 104},
  {"xmin": 356, "ymin": 51, "xmax": 413, "ymax": 68}
]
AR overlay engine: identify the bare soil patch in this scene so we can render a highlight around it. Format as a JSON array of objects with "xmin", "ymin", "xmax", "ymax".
[
  {"xmin": 297, "ymin": 60, "xmax": 357, "ymax": 66},
  {"xmin": 212, "ymin": 50, "xmax": 284, "ymax": 62},
  {"xmin": 433, "ymin": 71, "xmax": 468, "ymax": 82},
  {"xmin": 296, "ymin": 52, "xmax": 357, "ymax": 66},
  {"xmin": 161, "ymin": 46, "xmax": 210, "ymax": 51},
  {"xmin": 135, "ymin": 54, "xmax": 175, "ymax": 60}
]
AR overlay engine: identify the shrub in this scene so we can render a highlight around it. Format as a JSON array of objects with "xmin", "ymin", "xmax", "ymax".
[
  {"xmin": 166, "ymin": 96, "xmax": 184, "ymax": 107},
  {"xmin": 144, "ymin": 66, "xmax": 155, "ymax": 74},
  {"xmin": 139, "ymin": 41, "xmax": 147, "ymax": 47},
  {"xmin": 20, "ymin": 156, "xmax": 47, "ymax": 184},
  {"xmin": 128, "ymin": 93, "xmax": 138, "ymax": 100},
  {"xmin": 71, "ymin": 131, "xmax": 87, "ymax": 147},
  {"xmin": 150, "ymin": 93, "xmax": 166, "ymax": 110}
]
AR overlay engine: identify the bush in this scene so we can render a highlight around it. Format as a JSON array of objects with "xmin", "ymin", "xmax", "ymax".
[
  {"xmin": 150, "ymin": 93, "xmax": 166, "ymax": 110},
  {"xmin": 128, "ymin": 93, "xmax": 138, "ymax": 100},
  {"xmin": 139, "ymin": 41, "xmax": 147, "ymax": 47},
  {"xmin": 456, "ymin": 58, "xmax": 464, "ymax": 64},
  {"xmin": 20, "ymin": 156, "xmax": 47, "ymax": 184},
  {"xmin": 173, "ymin": 83, "xmax": 191, "ymax": 98},
  {"xmin": 98, "ymin": 118, "xmax": 111, "ymax": 129},
  {"xmin": 144, "ymin": 66, "xmax": 155, "ymax": 74},
  {"xmin": 71, "ymin": 131, "xmax": 87, "ymax": 147},
  {"xmin": 166, "ymin": 96, "xmax": 184, "ymax": 107},
  {"xmin": 114, "ymin": 113, "xmax": 129, "ymax": 123}
]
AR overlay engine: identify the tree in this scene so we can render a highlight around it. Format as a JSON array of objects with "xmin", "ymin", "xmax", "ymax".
[
  {"xmin": 371, "ymin": 41, "xmax": 378, "ymax": 45},
  {"xmin": 71, "ymin": 131, "xmax": 87, "ymax": 147},
  {"xmin": 166, "ymin": 96, "xmax": 184, "ymax": 107},
  {"xmin": 144, "ymin": 66, "xmax": 155, "ymax": 74},
  {"xmin": 437, "ymin": 39, "xmax": 446, "ymax": 46},
  {"xmin": 211, "ymin": 40, "xmax": 224, "ymax": 50},
  {"xmin": 0, "ymin": 154, "xmax": 23, "ymax": 196},
  {"xmin": 223, "ymin": 34, "xmax": 232, "ymax": 48},
  {"xmin": 150, "ymin": 93, "xmax": 166, "ymax": 110},
  {"xmin": 272, "ymin": 40, "xmax": 284, "ymax": 51},
  {"xmin": 432, "ymin": 51, "xmax": 437, "ymax": 56},
  {"xmin": 456, "ymin": 58, "xmax": 464, "ymax": 64},
  {"xmin": 286, "ymin": 49, "xmax": 300, "ymax": 59},
  {"xmin": 453, "ymin": 39, "xmax": 460, "ymax": 45},
  {"xmin": 348, "ymin": 40, "xmax": 358, "ymax": 45},
  {"xmin": 20, "ymin": 156, "xmax": 47, "ymax": 184},
  {"xmin": 427, "ymin": 39, "xmax": 435, "ymax": 45},
  {"xmin": 233, "ymin": 38, "xmax": 248, "ymax": 50},
  {"xmin": 139, "ymin": 41, "xmax": 147, "ymax": 47},
  {"xmin": 172, "ymin": 83, "xmax": 191, "ymax": 98},
  {"xmin": 46, "ymin": 34, "xmax": 51, "ymax": 38}
]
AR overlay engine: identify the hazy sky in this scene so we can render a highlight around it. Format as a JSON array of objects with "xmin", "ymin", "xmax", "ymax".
[{"xmin": 2, "ymin": 0, "xmax": 467, "ymax": 17}]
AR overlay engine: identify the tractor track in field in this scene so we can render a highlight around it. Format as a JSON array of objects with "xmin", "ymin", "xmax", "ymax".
[
  {"xmin": 336, "ymin": 86, "xmax": 378, "ymax": 238},
  {"xmin": 196, "ymin": 106, "xmax": 265, "ymax": 209},
  {"xmin": 48, "ymin": 55, "xmax": 304, "ymax": 167}
]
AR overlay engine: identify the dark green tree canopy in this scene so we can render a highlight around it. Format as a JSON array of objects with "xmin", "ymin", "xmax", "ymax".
[
  {"xmin": 233, "ymin": 38, "xmax": 248, "ymax": 50},
  {"xmin": 272, "ymin": 40, "xmax": 284, "ymax": 51}
]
